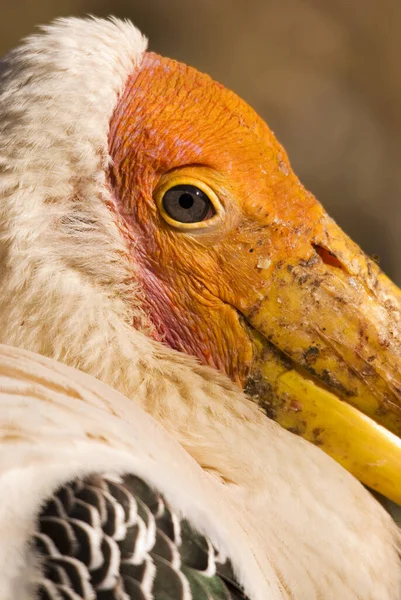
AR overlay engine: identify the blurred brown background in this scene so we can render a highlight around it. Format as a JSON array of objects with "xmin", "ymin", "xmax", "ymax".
[{"xmin": 1, "ymin": 0, "xmax": 401, "ymax": 283}]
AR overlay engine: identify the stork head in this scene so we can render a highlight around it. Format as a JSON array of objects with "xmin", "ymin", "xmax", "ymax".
[{"xmin": 0, "ymin": 18, "xmax": 400, "ymax": 502}]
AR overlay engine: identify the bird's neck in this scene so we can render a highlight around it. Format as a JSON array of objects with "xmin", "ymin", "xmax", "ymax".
[{"xmin": 136, "ymin": 352, "xmax": 268, "ymax": 485}]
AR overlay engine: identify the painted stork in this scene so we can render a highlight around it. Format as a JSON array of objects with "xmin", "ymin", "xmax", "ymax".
[{"xmin": 0, "ymin": 16, "xmax": 400, "ymax": 600}]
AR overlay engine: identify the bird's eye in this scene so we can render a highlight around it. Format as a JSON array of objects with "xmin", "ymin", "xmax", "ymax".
[{"xmin": 162, "ymin": 185, "xmax": 215, "ymax": 224}]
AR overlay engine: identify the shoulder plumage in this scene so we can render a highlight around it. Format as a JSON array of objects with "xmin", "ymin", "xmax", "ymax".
[
  {"xmin": 0, "ymin": 344, "xmax": 269, "ymax": 600},
  {"xmin": 34, "ymin": 472, "xmax": 248, "ymax": 600}
]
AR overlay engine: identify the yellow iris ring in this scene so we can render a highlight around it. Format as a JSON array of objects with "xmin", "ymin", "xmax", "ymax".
[{"xmin": 155, "ymin": 176, "xmax": 224, "ymax": 230}]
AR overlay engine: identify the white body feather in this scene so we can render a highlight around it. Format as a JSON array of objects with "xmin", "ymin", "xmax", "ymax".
[
  {"xmin": 0, "ymin": 345, "xmax": 269, "ymax": 600},
  {"xmin": 0, "ymin": 17, "xmax": 399, "ymax": 600}
]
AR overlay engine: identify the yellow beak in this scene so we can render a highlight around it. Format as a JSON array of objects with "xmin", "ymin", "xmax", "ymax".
[{"xmin": 244, "ymin": 214, "xmax": 401, "ymax": 503}]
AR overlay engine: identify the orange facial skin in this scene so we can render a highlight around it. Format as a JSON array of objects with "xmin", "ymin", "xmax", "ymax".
[
  {"xmin": 109, "ymin": 52, "xmax": 322, "ymax": 383},
  {"xmin": 108, "ymin": 52, "xmax": 401, "ymax": 438}
]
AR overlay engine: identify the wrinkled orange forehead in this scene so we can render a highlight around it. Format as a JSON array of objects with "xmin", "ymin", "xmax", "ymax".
[
  {"xmin": 110, "ymin": 52, "xmax": 315, "ymax": 224},
  {"xmin": 122, "ymin": 51, "xmax": 271, "ymax": 168}
]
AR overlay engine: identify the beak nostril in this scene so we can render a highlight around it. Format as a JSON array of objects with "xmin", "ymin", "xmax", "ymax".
[{"xmin": 313, "ymin": 244, "xmax": 347, "ymax": 272}]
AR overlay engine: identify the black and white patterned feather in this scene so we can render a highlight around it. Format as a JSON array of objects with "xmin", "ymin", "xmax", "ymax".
[{"xmin": 33, "ymin": 473, "xmax": 249, "ymax": 600}]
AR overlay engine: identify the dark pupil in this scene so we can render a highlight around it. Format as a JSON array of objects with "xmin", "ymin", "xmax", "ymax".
[
  {"xmin": 162, "ymin": 185, "xmax": 213, "ymax": 223},
  {"xmin": 178, "ymin": 193, "xmax": 194, "ymax": 210}
]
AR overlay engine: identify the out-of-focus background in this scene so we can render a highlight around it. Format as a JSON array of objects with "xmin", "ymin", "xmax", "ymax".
[{"xmin": 2, "ymin": 0, "xmax": 400, "ymax": 283}]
